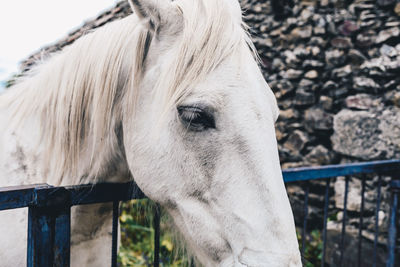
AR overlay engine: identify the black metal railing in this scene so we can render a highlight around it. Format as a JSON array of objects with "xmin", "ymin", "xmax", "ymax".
[
  {"xmin": 284, "ymin": 160, "xmax": 400, "ymax": 267},
  {"xmin": 0, "ymin": 159, "xmax": 399, "ymax": 266}
]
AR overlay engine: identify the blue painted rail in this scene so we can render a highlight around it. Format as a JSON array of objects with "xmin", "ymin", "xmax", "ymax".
[{"xmin": 0, "ymin": 159, "xmax": 399, "ymax": 266}]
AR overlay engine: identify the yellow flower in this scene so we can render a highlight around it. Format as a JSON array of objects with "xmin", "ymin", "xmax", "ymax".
[
  {"xmin": 120, "ymin": 212, "xmax": 128, "ymax": 223},
  {"xmin": 162, "ymin": 239, "xmax": 173, "ymax": 251}
]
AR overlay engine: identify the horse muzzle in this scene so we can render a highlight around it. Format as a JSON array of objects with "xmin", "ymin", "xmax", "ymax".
[{"xmin": 237, "ymin": 247, "xmax": 302, "ymax": 267}]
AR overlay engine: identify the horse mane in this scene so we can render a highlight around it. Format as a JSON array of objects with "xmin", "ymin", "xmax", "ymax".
[{"xmin": 0, "ymin": 0, "xmax": 255, "ymax": 185}]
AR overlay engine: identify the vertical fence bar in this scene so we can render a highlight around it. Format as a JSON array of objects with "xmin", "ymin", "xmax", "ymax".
[
  {"xmin": 27, "ymin": 187, "xmax": 71, "ymax": 267},
  {"xmin": 339, "ymin": 176, "xmax": 349, "ymax": 267},
  {"xmin": 153, "ymin": 204, "xmax": 161, "ymax": 267},
  {"xmin": 357, "ymin": 175, "xmax": 366, "ymax": 267},
  {"xmin": 373, "ymin": 175, "xmax": 382, "ymax": 267},
  {"xmin": 53, "ymin": 208, "xmax": 71, "ymax": 267},
  {"xmin": 301, "ymin": 183, "xmax": 310, "ymax": 257},
  {"xmin": 386, "ymin": 180, "xmax": 399, "ymax": 267},
  {"xmin": 321, "ymin": 179, "xmax": 330, "ymax": 267},
  {"xmin": 111, "ymin": 201, "xmax": 119, "ymax": 267},
  {"xmin": 27, "ymin": 207, "xmax": 54, "ymax": 267},
  {"xmin": 27, "ymin": 206, "xmax": 71, "ymax": 267}
]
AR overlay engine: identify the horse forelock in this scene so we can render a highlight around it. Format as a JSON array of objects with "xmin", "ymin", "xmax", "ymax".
[
  {"xmin": 150, "ymin": 0, "xmax": 257, "ymax": 118},
  {"xmin": 1, "ymin": 0, "xmax": 255, "ymax": 185}
]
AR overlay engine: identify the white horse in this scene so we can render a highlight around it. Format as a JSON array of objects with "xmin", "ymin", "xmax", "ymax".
[{"xmin": 0, "ymin": 0, "xmax": 301, "ymax": 266}]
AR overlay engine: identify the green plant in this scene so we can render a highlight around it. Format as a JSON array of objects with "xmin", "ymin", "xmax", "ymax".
[
  {"xmin": 118, "ymin": 199, "xmax": 189, "ymax": 266},
  {"xmin": 297, "ymin": 228, "xmax": 323, "ymax": 267}
]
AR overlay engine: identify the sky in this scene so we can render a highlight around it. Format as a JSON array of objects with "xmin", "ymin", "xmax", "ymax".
[{"xmin": 0, "ymin": 0, "xmax": 120, "ymax": 90}]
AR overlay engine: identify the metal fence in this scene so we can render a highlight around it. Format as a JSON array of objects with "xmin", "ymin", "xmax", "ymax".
[
  {"xmin": 284, "ymin": 160, "xmax": 400, "ymax": 267},
  {"xmin": 0, "ymin": 159, "xmax": 399, "ymax": 267}
]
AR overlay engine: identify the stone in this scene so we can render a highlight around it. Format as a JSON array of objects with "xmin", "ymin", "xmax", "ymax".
[
  {"xmin": 300, "ymin": 8, "xmax": 313, "ymax": 22},
  {"xmin": 278, "ymin": 99, "xmax": 292, "ymax": 110},
  {"xmin": 313, "ymin": 26, "xmax": 326, "ymax": 35},
  {"xmin": 275, "ymin": 122, "xmax": 287, "ymax": 141},
  {"xmin": 385, "ymin": 20, "xmax": 400, "ymax": 27},
  {"xmin": 298, "ymin": 79, "xmax": 314, "ymax": 90},
  {"xmin": 320, "ymin": 95, "xmax": 333, "ymax": 110},
  {"xmin": 352, "ymin": 3, "xmax": 375, "ymax": 11},
  {"xmin": 294, "ymin": 89, "xmax": 315, "ymax": 106},
  {"xmin": 384, "ymin": 90, "xmax": 400, "ymax": 107},
  {"xmin": 338, "ymin": 21, "xmax": 359, "ymax": 36},
  {"xmin": 293, "ymin": 47, "xmax": 311, "ymax": 58},
  {"xmin": 379, "ymin": 44, "xmax": 397, "ymax": 57},
  {"xmin": 272, "ymin": 58, "xmax": 285, "ymax": 71},
  {"xmin": 309, "ymin": 36, "xmax": 327, "ymax": 47},
  {"xmin": 348, "ymin": 49, "xmax": 366, "ymax": 65},
  {"xmin": 260, "ymin": 37, "xmax": 273, "ymax": 47},
  {"xmin": 283, "ymin": 50, "xmax": 300, "ymax": 65},
  {"xmin": 360, "ymin": 10, "xmax": 377, "ymax": 21},
  {"xmin": 305, "ymin": 145, "xmax": 335, "ymax": 165},
  {"xmin": 360, "ymin": 19, "xmax": 381, "ymax": 29},
  {"xmin": 345, "ymin": 94, "xmax": 378, "ymax": 110},
  {"xmin": 313, "ymin": 14, "xmax": 326, "ymax": 26},
  {"xmin": 279, "ymin": 109, "xmax": 299, "ymax": 120},
  {"xmin": 285, "ymin": 69, "xmax": 303, "ymax": 80},
  {"xmin": 383, "ymin": 80, "xmax": 398, "ymax": 91},
  {"xmin": 289, "ymin": 25, "xmax": 312, "ymax": 41},
  {"xmin": 356, "ymin": 31, "xmax": 376, "ymax": 47},
  {"xmin": 253, "ymin": 4, "xmax": 263, "ymax": 13},
  {"xmin": 395, "ymin": 3, "xmax": 400, "ymax": 16},
  {"xmin": 304, "ymin": 70, "xmax": 318, "ymax": 79},
  {"xmin": 329, "ymin": 87, "xmax": 349, "ymax": 99},
  {"xmin": 353, "ymin": 77, "xmax": 379, "ymax": 92},
  {"xmin": 360, "ymin": 58, "xmax": 386, "ymax": 73},
  {"xmin": 269, "ymin": 27, "xmax": 282, "ymax": 37},
  {"xmin": 284, "ymin": 130, "xmax": 309, "ymax": 152},
  {"xmin": 332, "ymin": 65, "xmax": 352, "ymax": 78},
  {"xmin": 309, "ymin": 46, "xmax": 321, "ymax": 56},
  {"xmin": 385, "ymin": 58, "xmax": 400, "ymax": 72},
  {"xmin": 379, "ymin": 108, "xmax": 400, "ymax": 156},
  {"xmin": 326, "ymin": 18, "xmax": 337, "ymax": 35},
  {"xmin": 320, "ymin": 0, "xmax": 329, "ymax": 6},
  {"xmin": 331, "ymin": 37, "xmax": 353, "ymax": 49},
  {"xmin": 331, "ymin": 108, "xmax": 400, "ymax": 160},
  {"xmin": 376, "ymin": 27, "xmax": 400, "ymax": 44},
  {"xmin": 302, "ymin": 60, "xmax": 324, "ymax": 69},
  {"xmin": 273, "ymin": 80, "xmax": 294, "ymax": 97},
  {"xmin": 322, "ymin": 81, "xmax": 338, "ymax": 92},
  {"xmin": 304, "ymin": 107, "xmax": 334, "ymax": 131},
  {"xmin": 281, "ymin": 162, "xmax": 305, "ymax": 169},
  {"xmin": 334, "ymin": 177, "xmax": 362, "ymax": 212},
  {"xmin": 325, "ymin": 49, "xmax": 346, "ymax": 66},
  {"xmin": 377, "ymin": 0, "xmax": 395, "ymax": 7}
]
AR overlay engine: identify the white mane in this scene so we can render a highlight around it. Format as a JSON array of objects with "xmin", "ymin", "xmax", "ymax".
[{"xmin": 0, "ymin": 0, "xmax": 254, "ymax": 185}]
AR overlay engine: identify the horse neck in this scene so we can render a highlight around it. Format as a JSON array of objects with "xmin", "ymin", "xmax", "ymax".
[
  {"xmin": 0, "ymin": 99, "xmax": 44, "ymax": 186},
  {"xmin": 0, "ymin": 16, "xmax": 141, "ymax": 187},
  {"xmin": 0, "ymin": 96, "xmax": 131, "ymax": 187}
]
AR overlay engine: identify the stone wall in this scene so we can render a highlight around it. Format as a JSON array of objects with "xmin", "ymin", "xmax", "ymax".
[
  {"xmin": 241, "ymin": 0, "xmax": 400, "ymax": 264},
  {"xmin": 240, "ymin": 0, "xmax": 400, "ymax": 167},
  {"xmin": 20, "ymin": 0, "xmax": 400, "ymax": 265}
]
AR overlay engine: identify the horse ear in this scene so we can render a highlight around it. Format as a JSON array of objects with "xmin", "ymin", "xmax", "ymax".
[{"xmin": 128, "ymin": 0, "xmax": 174, "ymax": 31}]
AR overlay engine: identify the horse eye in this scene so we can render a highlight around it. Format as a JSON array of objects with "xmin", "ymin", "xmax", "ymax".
[{"xmin": 177, "ymin": 106, "xmax": 216, "ymax": 131}]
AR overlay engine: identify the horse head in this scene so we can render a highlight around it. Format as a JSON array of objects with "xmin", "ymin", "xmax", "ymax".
[{"xmin": 122, "ymin": 0, "xmax": 301, "ymax": 266}]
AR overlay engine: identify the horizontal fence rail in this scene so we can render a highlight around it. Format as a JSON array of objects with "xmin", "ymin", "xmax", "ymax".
[{"xmin": 0, "ymin": 160, "xmax": 399, "ymax": 266}]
